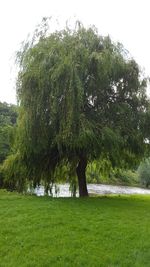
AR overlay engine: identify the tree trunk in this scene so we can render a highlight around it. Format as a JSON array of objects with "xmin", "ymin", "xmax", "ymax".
[{"xmin": 76, "ymin": 156, "xmax": 88, "ymax": 197}]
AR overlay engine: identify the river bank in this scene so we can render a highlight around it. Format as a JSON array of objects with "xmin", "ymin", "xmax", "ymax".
[{"xmin": 34, "ymin": 183, "xmax": 150, "ymax": 197}]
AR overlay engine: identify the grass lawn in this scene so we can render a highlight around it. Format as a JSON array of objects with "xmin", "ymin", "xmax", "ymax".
[{"xmin": 0, "ymin": 190, "xmax": 150, "ymax": 267}]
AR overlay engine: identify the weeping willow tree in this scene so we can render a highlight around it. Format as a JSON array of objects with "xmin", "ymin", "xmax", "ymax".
[{"xmin": 8, "ymin": 19, "xmax": 149, "ymax": 196}]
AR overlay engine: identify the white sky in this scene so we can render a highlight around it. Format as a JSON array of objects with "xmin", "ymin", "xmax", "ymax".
[{"xmin": 0, "ymin": 0, "xmax": 150, "ymax": 104}]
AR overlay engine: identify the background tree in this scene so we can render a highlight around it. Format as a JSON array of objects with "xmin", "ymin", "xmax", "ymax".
[
  {"xmin": 0, "ymin": 102, "xmax": 17, "ymax": 163},
  {"xmin": 0, "ymin": 102, "xmax": 18, "ymax": 187},
  {"xmin": 7, "ymin": 20, "xmax": 149, "ymax": 196}
]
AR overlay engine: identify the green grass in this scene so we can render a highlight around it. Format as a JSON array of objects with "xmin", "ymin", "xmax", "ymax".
[{"xmin": 0, "ymin": 190, "xmax": 150, "ymax": 267}]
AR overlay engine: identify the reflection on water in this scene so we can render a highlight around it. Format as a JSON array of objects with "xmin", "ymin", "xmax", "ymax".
[{"xmin": 35, "ymin": 183, "xmax": 150, "ymax": 197}]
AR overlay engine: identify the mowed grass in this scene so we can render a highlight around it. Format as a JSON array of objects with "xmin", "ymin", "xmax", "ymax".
[{"xmin": 0, "ymin": 190, "xmax": 150, "ymax": 267}]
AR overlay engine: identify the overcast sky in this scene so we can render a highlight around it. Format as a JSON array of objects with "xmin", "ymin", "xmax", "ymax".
[{"xmin": 0, "ymin": 0, "xmax": 150, "ymax": 104}]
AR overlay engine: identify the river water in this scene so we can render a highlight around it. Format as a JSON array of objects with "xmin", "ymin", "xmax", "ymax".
[{"xmin": 34, "ymin": 183, "xmax": 150, "ymax": 197}]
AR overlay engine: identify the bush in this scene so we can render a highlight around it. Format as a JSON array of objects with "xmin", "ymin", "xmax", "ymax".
[
  {"xmin": 114, "ymin": 169, "xmax": 138, "ymax": 185},
  {"xmin": 138, "ymin": 158, "xmax": 150, "ymax": 188}
]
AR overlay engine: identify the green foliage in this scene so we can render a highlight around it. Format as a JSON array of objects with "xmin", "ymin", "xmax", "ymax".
[
  {"xmin": 87, "ymin": 159, "xmax": 139, "ymax": 186},
  {"xmin": 0, "ymin": 191, "xmax": 150, "ymax": 266},
  {"xmin": 1, "ymin": 153, "xmax": 27, "ymax": 192},
  {"xmin": 0, "ymin": 102, "xmax": 17, "ymax": 164},
  {"xmin": 87, "ymin": 158, "xmax": 113, "ymax": 183},
  {"xmin": 138, "ymin": 157, "xmax": 150, "ymax": 188},
  {"xmin": 0, "ymin": 102, "xmax": 17, "ymax": 125},
  {"xmin": 0, "ymin": 125, "xmax": 12, "ymax": 163},
  {"xmin": 113, "ymin": 168, "xmax": 139, "ymax": 185},
  {"xmin": 0, "ymin": 102, "xmax": 18, "ymax": 189},
  {"xmin": 7, "ymin": 19, "xmax": 149, "ymax": 190}
]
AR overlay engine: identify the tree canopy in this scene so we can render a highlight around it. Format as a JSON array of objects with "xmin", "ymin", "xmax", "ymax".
[{"xmin": 5, "ymin": 21, "xmax": 150, "ymax": 196}]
